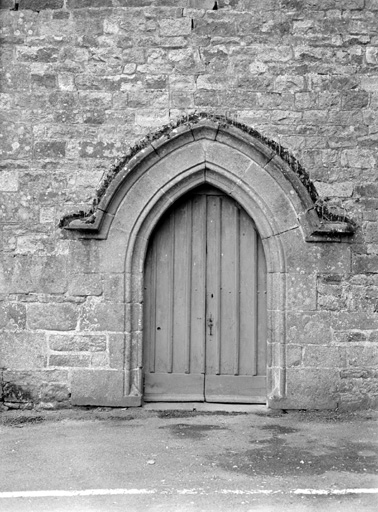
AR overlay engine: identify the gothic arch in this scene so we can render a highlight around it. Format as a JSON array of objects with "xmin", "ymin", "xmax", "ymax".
[{"xmin": 64, "ymin": 118, "xmax": 354, "ymax": 408}]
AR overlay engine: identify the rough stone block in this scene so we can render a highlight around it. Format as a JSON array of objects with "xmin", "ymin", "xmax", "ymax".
[
  {"xmin": 67, "ymin": 0, "xmax": 112, "ymax": 7},
  {"xmin": 40, "ymin": 382, "xmax": 69, "ymax": 403},
  {"xmin": 35, "ymin": 141, "xmax": 66, "ymax": 159},
  {"xmin": 366, "ymin": 47, "xmax": 378, "ymax": 64},
  {"xmin": 0, "ymin": 171, "xmax": 19, "ymax": 192},
  {"xmin": 274, "ymin": 75, "xmax": 305, "ymax": 93},
  {"xmin": 31, "ymin": 74, "xmax": 57, "ymax": 89},
  {"xmin": 135, "ymin": 110, "xmax": 170, "ymax": 127},
  {"xmin": 27, "ymin": 303, "xmax": 79, "ymax": 331},
  {"xmin": 68, "ymin": 274, "xmax": 103, "ymax": 296},
  {"xmin": 109, "ymin": 333, "xmax": 125, "ymax": 369},
  {"xmin": 49, "ymin": 354, "xmax": 91, "ymax": 367},
  {"xmin": 286, "ymin": 345, "xmax": 302, "ymax": 367},
  {"xmin": 1, "ymin": 332, "xmax": 47, "ymax": 370},
  {"xmin": 287, "ymin": 311, "xmax": 333, "ymax": 345},
  {"xmin": 341, "ymin": 150, "xmax": 376, "ymax": 170},
  {"xmin": 49, "ymin": 334, "xmax": 106, "ymax": 352},
  {"xmin": 104, "ymin": 274, "xmax": 125, "ymax": 302},
  {"xmin": 286, "ymin": 273, "xmax": 317, "ymax": 311},
  {"xmin": 69, "ymin": 241, "xmax": 100, "ymax": 274},
  {"xmin": 0, "ymin": 302, "xmax": 26, "ymax": 330},
  {"xmin": 0, "ymin": 0, "xmax": 14, "ymax": 8},
  {"xmin": 1, "ymin": 254, "xmax": 67, "ymax": 294},
  {"xmin": 279, "ymin": 228, "xmax": 351, "ymax": 274},
  {"xmin": 80, "ymin": 301, "xmax": 125, "ymax": 332},
  {"xmin": 2, "ymin": 370, "xmax": 67, "ymax": 403},
  {"xmin": 334, "ymin": 330, "xmax": 369, "ymax": 343},
  {"xmin": 188, "ymin": 0, "xmax": 215, "ymax": 8},
  {"xmin": 19, "ymin": 0, "xmax": 64, "ymax": 9},
  {"xmin": 331, "ymin": 311, "xmax": 378, "ymax": 331},
  {"xmin": 159, "ymin": 18, "xmax": 192, "ymax": 37},
  {"xmin": 78, "ymin": 92, "xmax": 112, "ymax": 110},
  {"xmin": 315, "ymin": 181, "xmax": 354, "ymax": 198},
  {"xmin": 71, "ymin": 369, "xmax": 141, "ymax": 407},
  {"xmin": 352, "ymin": 254, "xmax": 378, "ymax": 274},
  {"xmin": 79, "ymin": 141, "xmax": 123, "ymax": 159},
  {"xmin": 17, "ymin": 47, "xmax": 59, "ymax": 63},
  {"xmin": 90, "ymin": 352, "xmax": 109, "ymax": 367},
  {"xmin": 346, "ymin": 347, "xmax": 378, "ymax": 368},
  {"xmin": 284, "ymin": 369, "xmax": 340, "ymax": 409},
  {"xmin": 0, "ymin": 121, "xmax": 33, "ymax": 159},
  {"xmin": 38, "ymin": 256, "xmax": 68, "ymax": 294},
  {"xmin": 302, "ymin": 346, "xmax": 346, "ymax": 368},
  {"xmin": 342, "ymin": 91, "xmax": 369, "ymax": 109}
]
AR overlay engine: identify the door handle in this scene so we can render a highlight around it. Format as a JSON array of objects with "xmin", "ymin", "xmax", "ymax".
[{"xmin": 208, "ymin": 314, "xmax": 214, "ymax": 336}]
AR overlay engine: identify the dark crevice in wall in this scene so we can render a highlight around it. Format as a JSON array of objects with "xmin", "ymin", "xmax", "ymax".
[
  {"xmin": 213, "ymin": 1, "xmax": 218, "ymax": 9},
  {"xmin": 59, "ymin": 113, "xmax": 354, "ymax": 229}
]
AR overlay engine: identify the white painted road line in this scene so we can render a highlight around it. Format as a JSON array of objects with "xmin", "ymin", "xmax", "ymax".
[{"xmin": 0, "ymin": 488, "xmax": 378, "ymax": 499}]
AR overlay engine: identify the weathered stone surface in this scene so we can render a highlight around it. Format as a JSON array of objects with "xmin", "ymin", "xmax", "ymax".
[
  {"xmin": 279, "ymin": 228, "xmax": 352, "ymax": 274},
  {"xmin": 71, "ymin": 370, "xmax": 141, "ymax": 406},
  {"xmin": 27, "ymin": 303, "xmax": 79, "ymax": 331},
  {"xmin": 302, "ymin": 346, "xmax": 346, "ymax": 368},
  {"xmin": 108, "ymin": 333, "xmax": 125, "ymax": 369},
  {"xmin": 19, "ymin": 0, "xmax": 64, "ymax": 9},
  {"xmin": 285, "ymin": 369, "xmax": 340, "ymax": 409},
  {"xmin": 49, "ymin": 334, "xmax": 106, "ymax": 352},
  {"xmin": 1, "ymin": 2, "xmax": 378, "ymax": 410},
  {"xmin": 286, "ymin": 273, "xmax": 317, "ymax": 311},
  {"xmin": 0, "ymin": 171, "xmax": 19, "ymax": 192},
  {"xmin": 0, "ymin": 303, "xmax": 26, "ymax": 330},
  {"xmin": 352, "ymin": 254, "xmax": 378, "ymax": 274},
  {"xmin": 80, "ymin": 300, "xmax": 124, "ymax": 332},
  {"xmin": 287, "ymin": 311, "xmax": 333, "ymax": 345},
  {"xmin": 34, "ymin": 141, "xmax": 66, "ymax": 159},
  {"xmin": 1, "ymin": 333, "xmax": 47, "ymax": 370},
  {"xmin": 2, "ymin": 370, "xmax": 69, "ymax": 403},
  {"xmin": 49, "ymin": 354, "xmax": 91, "ymax": 367},
  {"xmin": 159, "ymin": 18, "xmax": 191, "ymax": 37},
  {"xmin": 68, "ymin": 274, "xmax": 103, "ymax": 297},
  {"xmin": 103, "ymin": 274, "xmax": 125, "ymax": 302}
]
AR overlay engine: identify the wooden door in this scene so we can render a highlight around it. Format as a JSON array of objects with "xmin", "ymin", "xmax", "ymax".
[{"xmin": 143, "ymin": 186, "xmax": 267, "ymax": 403}]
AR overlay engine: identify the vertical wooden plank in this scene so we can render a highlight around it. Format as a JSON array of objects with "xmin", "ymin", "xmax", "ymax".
[
  {"xmin": 257, "ymin": 236, "xmax": 267, "ymax": 376},
  {"xmin": 239, "ymin": 210, "xmax": 257, "ymax": 377},
  {"xmin": 143, "ymin": 238, "xmax": 153, "ymax": 373},
  {"xmin": 252, "ymin": 228, "xmax": 258, "ymax": 377},
  {"xmin": 190, "ymin": 194, "xmax": 206, "ymax": 375},
  {"xmin": 219, "ymin": 197, "xmax": 238, "ymax": 376},
  {"xmin": 216, "ymin": 197, "xmax": 222, "ymax": 376},
  {"xmin": 205, "ymin": 195, "xmax": 222, "ymax": 376},
  {"xmin": 149, "ymin": 240, "xmax": 157, "ymax": 373},
  {"xmin": 167, "ymin": 213, "xmax": 175, "ymax": 374},
  {"xmin": 154, "ymin": 215, "xmax": 173, "ymax": 373},
  {"xmin": 185, "ymin": 200, "xmax": 193, "ymax": 374},
  {"xmin": 172, "ymin": 201, "xmax": 190, "ymax": 373},
  {"xmin": 234, "ymin": 208, "xmax": 240, "ymax": 376}
]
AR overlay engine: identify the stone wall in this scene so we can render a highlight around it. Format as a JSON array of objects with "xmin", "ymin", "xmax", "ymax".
[{"xmin": 0, "ymin": 0, "xmax": 377, "ymax": 410}]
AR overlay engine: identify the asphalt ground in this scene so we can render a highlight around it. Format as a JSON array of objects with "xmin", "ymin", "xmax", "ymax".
[{"xmin": 0, "ymin": 404, "xmax": 377, "ymax": 511}]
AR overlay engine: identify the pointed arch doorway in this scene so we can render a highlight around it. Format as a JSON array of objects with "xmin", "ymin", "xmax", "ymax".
[{"xmin": 143, "ymin": 185, "xmax": 267, "ymax": 404}]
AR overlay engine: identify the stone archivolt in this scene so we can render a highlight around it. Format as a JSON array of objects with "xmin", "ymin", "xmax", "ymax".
[
  {"xmin": 62, "ymin": 116, "xmax": 355, "ymax": 242},
  {"xmin": 61, "ymin": 119, "xmax": 355, "ymax": 409}
]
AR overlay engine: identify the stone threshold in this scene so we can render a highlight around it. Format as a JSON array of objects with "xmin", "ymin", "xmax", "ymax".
[{"xmin": 142, "ymin": 402, "xmax": 268, "ymax": 413}]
